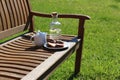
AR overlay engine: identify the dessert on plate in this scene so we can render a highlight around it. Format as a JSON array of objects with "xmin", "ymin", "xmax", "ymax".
[{"xmin": 47, "ymin": 39, "xmax": 64, "ymax": 48}]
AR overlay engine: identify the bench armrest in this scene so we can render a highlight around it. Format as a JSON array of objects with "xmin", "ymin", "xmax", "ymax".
[{"xmin": 30, "ymin": 11, "xmax": 90, "ymax": 20}]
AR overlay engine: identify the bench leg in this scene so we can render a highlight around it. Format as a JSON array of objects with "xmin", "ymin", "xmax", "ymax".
[
  {"xmin": 74, "ymin": 19, "xmax": 85, "ymax": 75},
  {"xmin": 74, "ymin": 43, "xmax": 83, "ymax": 75}
]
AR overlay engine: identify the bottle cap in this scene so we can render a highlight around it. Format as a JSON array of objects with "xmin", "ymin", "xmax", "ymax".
[{"xmin": 52, "ymin": 12, "xmax": 57, "ymax": 15}]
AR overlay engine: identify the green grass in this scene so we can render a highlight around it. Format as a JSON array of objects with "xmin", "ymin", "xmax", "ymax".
[
  {"xmin": 30, "ymin": 0, "xmax": 120, "ymax": 80},
  {"xmin": 1, "ymin": 0, "xmax": 120, "ymax": 80}
]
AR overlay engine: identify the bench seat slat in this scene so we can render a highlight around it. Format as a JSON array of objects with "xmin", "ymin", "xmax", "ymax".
[
  {"xmin": 0, "ymin": 71, "xmax": 25, "ymax": 79},
  {"xmin": 0, "ymin": 60, "xmax": 39, "ymax": 67},
  {"xmin": 0, "ymin": 48, "xmax": 50, "ymax": 58},
  {"xmin": 0, "ymin": 57, "xmax": 41, "ymax": 65},
  {"xmin": 0, "ymin": 76, "xmax": 17, "ymax": 80},
  {"xmin": 0, "ymin": 67, "xmax": 29, "ymax": 75}
]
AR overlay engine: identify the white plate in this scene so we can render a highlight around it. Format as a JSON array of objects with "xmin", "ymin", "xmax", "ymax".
[{"xmin": 44, "ymin": 42, "xmax": 69, "ymax": 50}]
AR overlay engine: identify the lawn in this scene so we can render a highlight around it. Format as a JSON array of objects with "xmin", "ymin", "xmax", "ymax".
[
  {"xmin": 29, "ymin": 0, "xmax": 120, "ymax": 80},
  {"xmin": 1, "ymin": 0, "xmax": 120, "ymax": 80}
]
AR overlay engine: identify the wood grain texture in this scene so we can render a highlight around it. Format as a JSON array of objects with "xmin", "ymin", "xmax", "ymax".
[
  {"xmin": 0, "ymin": 33, "xmax": 78, "ymax": 80},
  {"xmin": 0, "ymin": 33, "xmax": 53, "ymax": 80},
  {"xmin": 0, "ymin": 0, "xmax": 29, "ymax": 33}
]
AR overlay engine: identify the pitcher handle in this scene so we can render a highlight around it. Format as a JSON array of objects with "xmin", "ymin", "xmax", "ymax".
[{"xmin": 30, "ymin": 36, "xmax": 35, "ymax": 44}]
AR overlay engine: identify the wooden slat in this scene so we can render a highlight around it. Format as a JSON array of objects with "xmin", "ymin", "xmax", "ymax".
[
  {"xmin": 0, "ymin": 14, "xmax": 2, "ymax": 31},
  {"xmin": 0, "ymin": 67, "xmax": 29, "ymax": 75},
  {"xmin": 0, "ymin": 76, "xmax": 16, "ymax": 80},
  {"xmin": 1, "ymin": 0, "xmax": 11, "ymax": 29},
  {"xmin": 0, "ymin": 63, "xmax": 34, "ymax": 71},
  {"xmin": 11, "ymin": 41, "xmax": 33, "ymax": 47},
  {"xmin": 0, "ymin": 0, "xmax": 7, "ymax": 30},
  {"xmin": 5, "ymin": 0, "xmax": 14, "ymax": 28},
  {"xmin": 9, "ymin": 0, "xmax": 18, "ymax": 27},
  {"xmin": 14, "ymin": 38, "xmax": 33, "ymax": 45},
  {"xmin": 0, "ymin": 60, "xmax": 39, "ymax": 67},
  {"xmin": 0, "ymin": 57, "xmax": 41, "ymax": 65},
  {"xmin": 0, "ymin": 0, "xmax": 3, "ymax": 31},
  {"xmin": 23, "ymin": 0, "xmax": 29, "ymax": 22},
  {"xmin": 13, "ymin": 0, "xmax": 21, "ymax": 25},
  {"xmin": 0, "ymin": 52, "xmax": 45, "ymax": 62},
  {"xmin": 0, "ymin": 45, "xmax": 52, "ymax": 55},
  {"xmin": 0, "ymin": 24, "xmax": 27, "ymax": 40},
  {"xmin": 0, "ymin": 50, "xmax": 50, "ymax": 59},
  {"xmin": 20, "ymin": 0, "xmax": 26, "ymax": 23},
  {"xmin": 17, "ymin": 0, "xmax": 24, "ymax": 24},
  {"xmin": 0, "ymin": 71, "xmax": 24, "ymax": 79}
]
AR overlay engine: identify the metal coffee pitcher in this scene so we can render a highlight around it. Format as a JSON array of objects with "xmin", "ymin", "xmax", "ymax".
[{"xmin": 31, "ymin": 31, "xmax": 47, "ymax": 46}]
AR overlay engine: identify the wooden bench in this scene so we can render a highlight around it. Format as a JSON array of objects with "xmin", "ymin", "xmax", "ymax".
[{"xmin": 0, "ymin": 0, "xmax": 90, "ymax": 80}]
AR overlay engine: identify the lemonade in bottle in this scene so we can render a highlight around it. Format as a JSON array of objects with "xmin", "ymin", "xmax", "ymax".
[{"xmin": 49, "ymin": 12, "xmax": 61, "ymax": 40}]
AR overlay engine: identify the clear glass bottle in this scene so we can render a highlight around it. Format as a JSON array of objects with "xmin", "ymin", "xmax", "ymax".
[{"xmin": 49, "ymin": 12, "xmax": 61, "ymax": 40}]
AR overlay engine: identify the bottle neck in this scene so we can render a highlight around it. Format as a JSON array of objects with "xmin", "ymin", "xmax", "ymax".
[
  {"xmin": 52, "ymin": 15, "xmax": 58, "ymax": 22},
  {"xmin": 50, "ymin": 12, "xmax": 61, "ymax": 26}
]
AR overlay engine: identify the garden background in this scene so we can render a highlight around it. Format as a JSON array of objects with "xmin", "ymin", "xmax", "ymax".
[{"xmin": 30, "ymin": 0, "xmax": 120, "ymax": 80}]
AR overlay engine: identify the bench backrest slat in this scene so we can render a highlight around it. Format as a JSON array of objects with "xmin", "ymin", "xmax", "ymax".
[{"xmin": 0, "ymin": 0, "xmax": 31, "ymax": 40}]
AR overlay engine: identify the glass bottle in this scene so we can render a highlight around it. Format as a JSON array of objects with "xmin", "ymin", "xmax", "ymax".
[{"xmin": 49, "ymin": 12, "xmax": 61, "ymax": 40}]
